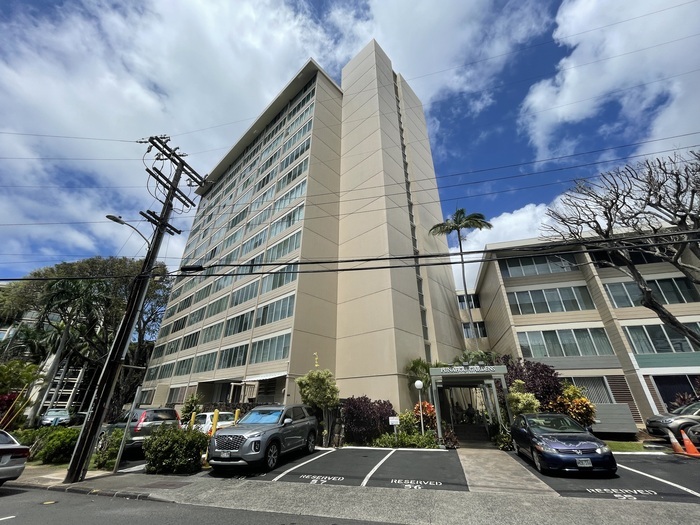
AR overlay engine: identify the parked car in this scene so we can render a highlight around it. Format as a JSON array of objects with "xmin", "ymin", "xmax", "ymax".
[
  {"xmin": 686, "ymin": 423, "xmax": 700, "ymax": 446},
  {"xmin": 207, "ymin": 404, "xmax": 317, "ymax": 472},
  {"xmin": 511, "ymin": 413, "xmax": 617, "ymax": 476},
  {"xmin": 645, "ymin": 401, "xmax": 700, "ymax": 441},
  {"xmin": 193, "ymin": 412, "xmax": 236, "ymax": 434},
  {"xmin": 39, "ymin": 408, "xmax": 72, "ymax": 426},
  {"xmin": 0, "ymin": 430, "xmax": 29, "ymax": 486},
  {"xmin": 99, "ymin": 407, "xmax": 180, "ymax": 451}
]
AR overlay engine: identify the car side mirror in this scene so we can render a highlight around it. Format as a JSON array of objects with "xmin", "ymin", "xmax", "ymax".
[{"xmin": 283, "ymin": 418, "xmax": 293, "ymax": 426}]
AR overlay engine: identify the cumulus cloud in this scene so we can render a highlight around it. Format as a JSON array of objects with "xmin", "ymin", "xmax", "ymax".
[{"xmin": 519, "ymin": 0, "xmax": 700, "ymax": 161}]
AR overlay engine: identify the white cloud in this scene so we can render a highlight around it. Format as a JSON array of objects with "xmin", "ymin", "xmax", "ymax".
[{"xmin": 519, "ymin": 0, "xmax": 700, "ymax": 161}]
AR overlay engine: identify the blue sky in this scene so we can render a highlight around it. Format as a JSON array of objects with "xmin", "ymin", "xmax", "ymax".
[{"xmin": 1, "ymin": 0, "xmax": 699, "ymax": 287}]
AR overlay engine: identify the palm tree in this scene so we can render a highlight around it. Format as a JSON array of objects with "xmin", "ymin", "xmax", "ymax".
[{"xmin": 430, "ymin": 209, "xmax": 492, "ymax": 350}]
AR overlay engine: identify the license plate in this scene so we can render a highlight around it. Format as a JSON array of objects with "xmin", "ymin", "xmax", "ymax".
[
  {"xmin": 220, "ymin": 451, "xmax": 230, "ymax": 458},
  {"xmin": 576, "ymin": 458, "xmax": 592, "ymax": 467}
]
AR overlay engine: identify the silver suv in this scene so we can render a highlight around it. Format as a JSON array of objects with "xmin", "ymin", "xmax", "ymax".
[{"xmin": 207, "ymin": 404, "xmax": 318, "ymax": 472}]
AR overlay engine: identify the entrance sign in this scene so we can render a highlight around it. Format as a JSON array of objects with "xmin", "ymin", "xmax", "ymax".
[{"xmin": 434, "ymin": 365, "xmax": 506, "ymax": 375}]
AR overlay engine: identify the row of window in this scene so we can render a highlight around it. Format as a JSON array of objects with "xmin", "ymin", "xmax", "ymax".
[
  {"xmin": 499, "ymin": 254, "xmax": 577, "ymax": 278},
  {"xmin": 146, "ymin": 332, "xmax": 291, "ymax": 383},
  {"xmin": 606, "ymin": 277, "xmax": 700, "ymax": 308},
  {"xmin": 625, "ymin": 322, "xmax": 700, "ymax": 354},
  {"xmin": 518, "ymin": 328, "xmax": 614, "ymax": 358},
  {"xmin": 508, "ymin": 286, "xmax": 595, "ymax": 315}
]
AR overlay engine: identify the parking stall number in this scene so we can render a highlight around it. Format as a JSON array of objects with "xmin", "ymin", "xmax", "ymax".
[
  {"xmin": 586, "ymin": 488, "xmax": 657, "ymax": 500},
  {"xmin": 391, "ymin": 479, "xmax": 443, "ymax": 490},
  {"xmin": 299, "ymin": 475, "xmax": 345, "ymax": 485}
]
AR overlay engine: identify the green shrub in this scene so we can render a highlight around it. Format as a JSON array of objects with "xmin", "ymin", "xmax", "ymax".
[
  {"xmin": 492, "ymin": 430, "xmax": 514, "ymax": 451},
  {"xmin": 11, "ymin": 428, "xmax": 41, "ymax": 448},
  {"xmin": 507, "ymin": 379, "xmax": 540, "ymax": 416},
  {"xmin": 37, "ymin": 427, "xmax": 80, "ymax": 464},
  {"xmin": 94, "ymin": 429, "xmax": 124, "ymax": 470},
  {"xmin": 342, "ymin": 396, "xmax": 395, "ymax": 445},
  {"xmin": 143, "ymin": 425, "xmax": 209, "ymax": 475},
  {"xmin": 372, "ymin": 430, "xmax": 439, "ymax": 448},
  {"xmin": 397, "ymin": 410, "xmax": 419, "ymax": 435}
]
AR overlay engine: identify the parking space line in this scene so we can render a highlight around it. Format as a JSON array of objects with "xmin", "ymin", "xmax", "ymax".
[
  {"xmin": 270, "ymin": 449, "xmax": 336, "ymax": 482},
  {"xmin": 617, "ymin": 464, "xmax": 700, "ymax": 498},
  {"xmin": 360, "ymin": 449, "xmax": 396, "ymax": 487}
]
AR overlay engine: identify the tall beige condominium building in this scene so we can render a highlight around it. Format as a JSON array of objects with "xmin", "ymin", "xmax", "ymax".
[{"xmin": 142, "ymin": 41, "xmax": 464, "ymax": 412}]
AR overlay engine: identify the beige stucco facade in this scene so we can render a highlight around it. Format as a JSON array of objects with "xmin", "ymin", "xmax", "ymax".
[{"xmin": 143, "ymin": 41, "xmax": 464, "ymax": 413}]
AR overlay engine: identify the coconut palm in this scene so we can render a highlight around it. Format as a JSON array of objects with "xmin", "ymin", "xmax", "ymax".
[{"xmin": 430, "ymin": 209, "xmax": 492, "ymax": 350}]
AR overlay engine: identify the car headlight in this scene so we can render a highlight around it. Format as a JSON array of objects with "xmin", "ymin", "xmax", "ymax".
[
  {"xmin": 534, "ymin": 442, "xmax": 556, "ymax": 453},
  {"xmin": 248, "ymin": 431, "xmax": 263, "ymax": 438},
  {"xmin": 596, "ymin": 445, "xmax": 611, "ymax": 454}
]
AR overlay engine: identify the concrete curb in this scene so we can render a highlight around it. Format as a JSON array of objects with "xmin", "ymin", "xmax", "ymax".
[{"xmin": 6, "ymin": 480, "xmax": 158, "ymax": 501}]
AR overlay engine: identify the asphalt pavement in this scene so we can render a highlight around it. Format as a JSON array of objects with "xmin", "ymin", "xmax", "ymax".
[{"xmin": 6, "ymin": 447, "xmax": 700, "ymax": 525}]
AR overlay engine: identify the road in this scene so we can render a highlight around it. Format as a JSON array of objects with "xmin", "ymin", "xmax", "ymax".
[{"xmin": 0, "ymin": 486, "xmax": 404, "ymax": 525}]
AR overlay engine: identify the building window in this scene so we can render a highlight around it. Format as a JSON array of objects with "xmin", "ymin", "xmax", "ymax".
[
  {"xmin": 219, "ymin": 343, "xmax": 248, "ymax": 369},
  {"xmin": 152, "ymin": 345, "xmax": 164, "ymax": 359},
  {"xmin": 261, "ymin": 263, "xmax": 298, "ymax": 294},
  {"xmin": 274, "ymin": 180, "xmax": 307, "ymax": 213},
  {"xmin": 624, "ymin": 322, "xmax": 700, "ymax": 354},
  {"xmin": 187, "ymin": 307, "xmax": 206, "ymax": 326},
  {"xmin": 231, "ymin": 280, "xmax": 260, "ymax": 307},
  {"xmin": 174, "ymin": 357, "xmax": 193, "ymax": 376},
  {"xmin": 224, "ymin": 311, "xmax": 254, "ymax": 337},
  {"xmin": 255, "ymin": 294, "xmax": 295, "ymax": 327},
  {"xmin": 606, "ymin": 278, "xmax": 700, "ymax": 308},
  {"xmin": 462, "ymin": 322, "xmax": 487, "ymax": 338},
  {"xmin": 177, "ymin": 295, "xmax": 193, "ymax": 313},
  {"xmin": 193, "ymin": 352, "xmax": 218, "ymax": 374},
  {"xmin": 265, "ymin": 231, "xmax": 301, "ymax": 262},
  {"xmin": 164, "ymin": 339, "xmax": 181, "ymax": 356},
  {"xmin": 201, "ymin": 322, "xmax": 224, "ymax": 344},
  {"xmin": 205, "ymin": 295, "xmax": 229, "ymax": 318},
  {"xmin": 457, "ymin": 294, "xmax": 480, "ymax": 309},
  {"xmin": 140, "ymin": 390, "xmax": 155, "ymax": 405},
  {"xmin": 507, "ymin": 286, "xmax": 594, "ymax": 315},
  {"xmin": 171, "ymin": 316, "xmax": 187, "ymax": 333},
  {"xmin": 145, "ymin": 366, "xmax": 159, "ymax": 382},
  {"xmin": 499, "ymin": 254, "xmax": 576, "ymax": 277},
  {"xmin": 157, "ymin": 362, "xmax": 175, "ymax": 379},
  {"xmin": 518, "ymin": 328, "xmax": 614, "ymax": 358},
  {"xmin": 250, "ymin": 332, "xmax": 291, "ymax": 364},
  {"xmin": 166, "ymin": 386, "xmax": 187, "ymax": 404},
  {"xmin": 182, "ymin": 331, "xmax": 200, "ymax": 350}
]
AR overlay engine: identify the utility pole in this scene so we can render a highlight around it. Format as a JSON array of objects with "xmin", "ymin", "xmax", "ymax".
[{"xmin": 65, "ymin": 136, "xmax": 205, "ymax": 483}]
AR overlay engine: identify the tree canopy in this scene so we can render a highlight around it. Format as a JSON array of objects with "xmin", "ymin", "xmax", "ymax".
[{"xmin": 544, "ymin": 151, "xmax": 700, "ymax": 346}]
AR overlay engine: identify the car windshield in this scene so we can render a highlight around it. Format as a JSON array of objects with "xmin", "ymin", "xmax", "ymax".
[
  {"xmin": 45, "ymin": 409, "xmax": 68, "ymax": 416},
  {"xmin": 239, "ymin": 409, "xmax": 283, "ymax": 424},
  {"xmin": 672, "ymin": 402, "xmax": 700, "ymax": 415},
  {"xmin": 526, "ymin": 414, "xmax": 585, "ymax": 433},
  {"xmin": 218, "ymin": 413, "xmax": 235, "ymax": 422}
]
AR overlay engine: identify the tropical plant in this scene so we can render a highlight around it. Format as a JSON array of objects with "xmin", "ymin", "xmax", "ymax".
[
  {"xmin": 143, "ymin": 425, "xmax": 209, "ymax": 475},
  {"xmin": 547, "ymin": 383, "xmax": 596, "ymax": 427},
  {"xmin": 430, "ymin": 209, "xmax": 492, "ymax": 349},
  {"xmin": 295, "ymin": 365, "xmax": 340, "ymax": 447},
  {"xmin": 180, "ymin": 393, "xmax": 203, "ymax": 428},
  {"xmin": 452, "ymin": 350, "xmax": 499, "ymax": 366},
  {"xmin": 506, "ymin": 379, "xmax": 540, "ymax": 416},
  {"xmin": 342, "ymin": 396, "xmax": 395, "ymax": 445},
  {"xmin": 501, "ymin": 355, "xmax": 562, "ymax": 407},
  {"xmin": 372, "ymin": 430, "xmax": 439, "ymax": 448}
]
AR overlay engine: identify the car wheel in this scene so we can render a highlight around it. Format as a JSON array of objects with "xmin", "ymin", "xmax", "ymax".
[
  {"xmin": 264, "ymin": 441, "xmax": 280, "ymax": 471},
  {"xmin": 305, "ymin": 432, "xmax": 316, "ymax": 454},
  {"xmin": 532, "ymin": 449, "xmax": 547, "ymax": 474}
]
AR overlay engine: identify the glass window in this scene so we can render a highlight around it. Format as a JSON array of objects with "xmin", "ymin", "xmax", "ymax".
[
  {"xmin": 521, "ymin": 258, "xmax": 537, "ymax": 276},
  {"xmin": 558, "ymin": 329, "xmax": 580, "ymax": 357},
  {"xmin": 516, "ymin": 291, "xmax": 534, "ymax": 314},
  {"xmin": 505, "ymin": 259, "xmax": 523, "ymax": 278},
  {"xmin": 607, "ymin": 283, "xmax": 630, "ymax": 308},
  {"xmin": 544, "ymin": 289, "xmax": 564, "ymax": 312},
  {"xmin": 518, "ymin": 333, "xmax": 531, "ymax": 357},
  {"xmin": 676, "ymin": 278, "xmax": 700, "ymax": 302},
  {"xmin": 530, "ymin": 290, "xmax": 549, "ymax": 314},
  {"xmin": 666, "ymin": 325, "xmax": 693, "ymax": 352},
  {"xmin": 574, "ymin": 329, "xmax": 597, "ymax": 356},
  {"xmin": 507, "ymin": 292, "xmax": 520, "ymax": 315},
  {"xmin": 573, "ymin": 286, "xmax": 595, "ymax": 309},
  {"xmin": 543, "ymin": 331, "xmax": 564, "ymax": 356},
  {"xmin": 646, "ymin": 325, "xmax": 673, "ymax": 353},
  {"xmin": 590, "ymin": 328, "xmax": 614, "ymax": 355},
  {"xmin": 533, "ymin": 256, "xmax": 550, "ymax": 275},
  {"xmin": 559, "ymin": 288, "xmax": 579, "ymax": 311},
  {"xmin": 623, "ymin": 282, "xmax": 643, "ymax": 306},
  {"xmin": 527, "ymin": 331, "xmax": 547, "ymax": 357},
  {"xmin": 626, "ymin": 326, "xmax": 655, "ymax": 354},
  {"xmin": 657, "ymin": 279, "xmax": 684, "ymax": 304}
]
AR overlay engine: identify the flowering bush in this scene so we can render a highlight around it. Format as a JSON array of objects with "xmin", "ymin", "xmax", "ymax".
[
  {"xmin": 413, "ymin": 401, "xmax": 437, "ymax": 430},
  {"xmin": 547, "ymin": 383, "xmax": 596, "ymax": 427}
]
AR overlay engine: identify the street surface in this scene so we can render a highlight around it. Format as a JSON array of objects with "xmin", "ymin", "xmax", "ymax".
[{"xmin": 0, "ymin": 486, "xmax": 404, "ymax": 525}]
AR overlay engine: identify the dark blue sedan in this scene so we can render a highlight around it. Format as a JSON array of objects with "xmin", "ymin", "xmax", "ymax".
[{"xmin": 511, "ymin": 413, "xmax": 617, "ymax": 476}]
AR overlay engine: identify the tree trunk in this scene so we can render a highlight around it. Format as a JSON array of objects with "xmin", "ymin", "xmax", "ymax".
[{"xmin": 458, "ymin": 234, "xmax": 479, "ymax": 351}]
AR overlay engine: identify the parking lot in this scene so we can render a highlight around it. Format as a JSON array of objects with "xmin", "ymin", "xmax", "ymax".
[{"xmin": 198, "ymin": 447, "xmax": 700, "ymax": 503}]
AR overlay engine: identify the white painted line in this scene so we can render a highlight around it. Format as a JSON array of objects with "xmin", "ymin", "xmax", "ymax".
[
  {"xmin": 361, "ymin": 449, "xmax": 396, "ymax": 487},
  {"xmin": 617, "ymin": 464, "xmax": 700, "ymax": 498},
  {"xmin": 270, "ymin": 449, "xmax": 335, "ymax": 482},
  {"xmin": 0, "ymin": 517, "xmax": 16, "ymax": 521},
  {"xmin": 614, "ymin": 452, "xmax": 666, "ymax": 455},
  {"xmin": 341, "ymin": 445, "xmax": 449, "ymax": 452}
]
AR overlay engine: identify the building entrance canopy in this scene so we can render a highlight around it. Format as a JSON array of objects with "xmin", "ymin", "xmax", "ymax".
[{"xmin": 429, "ymin": 365, "xmax": 511, "ymax": 441}]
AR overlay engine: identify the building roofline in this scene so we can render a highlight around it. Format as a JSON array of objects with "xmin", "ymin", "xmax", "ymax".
[{"xmin": 197, "ymin": 58, "xmax": 341, "ymax": 195}]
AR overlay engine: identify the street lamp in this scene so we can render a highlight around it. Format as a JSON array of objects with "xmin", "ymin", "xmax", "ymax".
[
  {"xmin": 106, "ymin": 215, "xmax": 151, "ymax": 247},
  {"xmin": 414, "ymin": 380, "xmax": 425, "ymax": 435}
]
